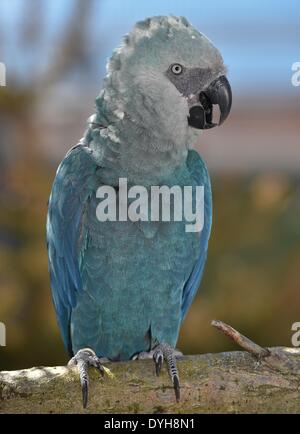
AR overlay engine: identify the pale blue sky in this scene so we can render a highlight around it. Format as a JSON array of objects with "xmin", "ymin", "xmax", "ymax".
[{"xmin": 0, "ymin": 0, "xmax": 299, "ymax": 95}]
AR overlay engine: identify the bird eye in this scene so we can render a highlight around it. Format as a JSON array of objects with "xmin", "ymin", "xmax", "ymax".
[{"xmin": 171, "ymin": 64, "xmax": 183, "ymax": 75}]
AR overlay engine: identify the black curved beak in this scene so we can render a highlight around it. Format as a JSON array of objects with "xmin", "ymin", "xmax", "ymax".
[{"xmin": 188, "ymin": 75, "xmax": 232, "ymax": 130}]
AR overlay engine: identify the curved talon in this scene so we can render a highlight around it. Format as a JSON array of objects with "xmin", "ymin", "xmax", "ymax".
[
  {"xmin": 173, "ymin": 374, "xmax": 180, "ymax": 402},
  {"xmin": 78, "ymin": 360, "xmax": 89, "ymax": 409}
]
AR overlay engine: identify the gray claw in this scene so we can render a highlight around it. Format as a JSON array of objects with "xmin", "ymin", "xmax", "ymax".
[{"xmin": 173, "ymin": 374, "xmax": 180, "ymax": 402}]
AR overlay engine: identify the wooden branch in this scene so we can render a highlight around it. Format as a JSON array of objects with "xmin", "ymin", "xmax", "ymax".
[
  {"xmin": 1, "ymin": 323, "xmax": 300, "ymax": 414},
  {"xmin": 212, "ymin": 320, "xmax": 300, "ymax": 374},
  {"xmin": 211, "ymin": 320, "xmax": 271, "ymax": 358}
]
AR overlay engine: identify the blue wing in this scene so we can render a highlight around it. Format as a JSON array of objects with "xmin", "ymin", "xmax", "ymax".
[
  {"xmin": 181, "ymin": 150, "xmax": 212, "ymax": 320},
  {"xmin": 46, "ymin": 145, "xmax": 97, "ymax": 355}
]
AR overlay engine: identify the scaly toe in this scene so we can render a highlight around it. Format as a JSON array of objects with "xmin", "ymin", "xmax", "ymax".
[
  {"xmin": 68, "ymin": 348, "xmax": 106, "ymax": 408},
  {"xmin": 153, "ymin": 343, "xmax": 181, "ymax": 402}
]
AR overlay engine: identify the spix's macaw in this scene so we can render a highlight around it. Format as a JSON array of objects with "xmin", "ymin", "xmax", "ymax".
[{"xmin": 47, "ymin": 16, "xmax": 232, "ymax": 407}]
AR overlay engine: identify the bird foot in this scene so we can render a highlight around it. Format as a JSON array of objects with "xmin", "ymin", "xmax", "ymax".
[
  {"xmin": 153, "ymin": 343, "xmax": 181, "ymax": 402},
  {"xmin": 133, "ymin": 348, "xmax": 182, "ymax": 360},
  {"xmin": 68, "ymin": 348, "xmax": 106, "ymax": 408}
]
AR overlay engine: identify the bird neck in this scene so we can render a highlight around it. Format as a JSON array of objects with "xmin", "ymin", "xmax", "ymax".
[{"xmin": 82, "ymin": 89, "xmax": 189, "ymax": 186}]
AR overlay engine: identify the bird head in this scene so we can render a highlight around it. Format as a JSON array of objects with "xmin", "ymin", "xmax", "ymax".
[{"xmin": 104, "ymin": 16, "xmax": 232, "ymax": 150}]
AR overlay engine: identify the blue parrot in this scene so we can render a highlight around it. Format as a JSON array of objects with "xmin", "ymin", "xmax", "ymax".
[{"xmin": 47, "ymin": 16, "xmax": 232, "ymax": 407}]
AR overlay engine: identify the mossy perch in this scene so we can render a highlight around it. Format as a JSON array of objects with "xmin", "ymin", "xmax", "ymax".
[{"xmin": 1, "ymin": 321, "xmax": 300, "ymax": 414}]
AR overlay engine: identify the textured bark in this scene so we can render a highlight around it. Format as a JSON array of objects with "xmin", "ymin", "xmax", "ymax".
[{"xmin": 1, "ymin": 347, "xmax": 300, "ymax": 414}]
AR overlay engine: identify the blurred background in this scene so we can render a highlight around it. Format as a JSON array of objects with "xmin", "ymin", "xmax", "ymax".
[{"xmin": 0, "ymin": 0, "xmax": 300, "ymax": 370}]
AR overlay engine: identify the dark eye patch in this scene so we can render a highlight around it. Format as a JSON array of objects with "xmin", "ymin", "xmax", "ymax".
[{"xmin": 166, "ymin": 67, "xmax": 212, "ymax": 97}]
